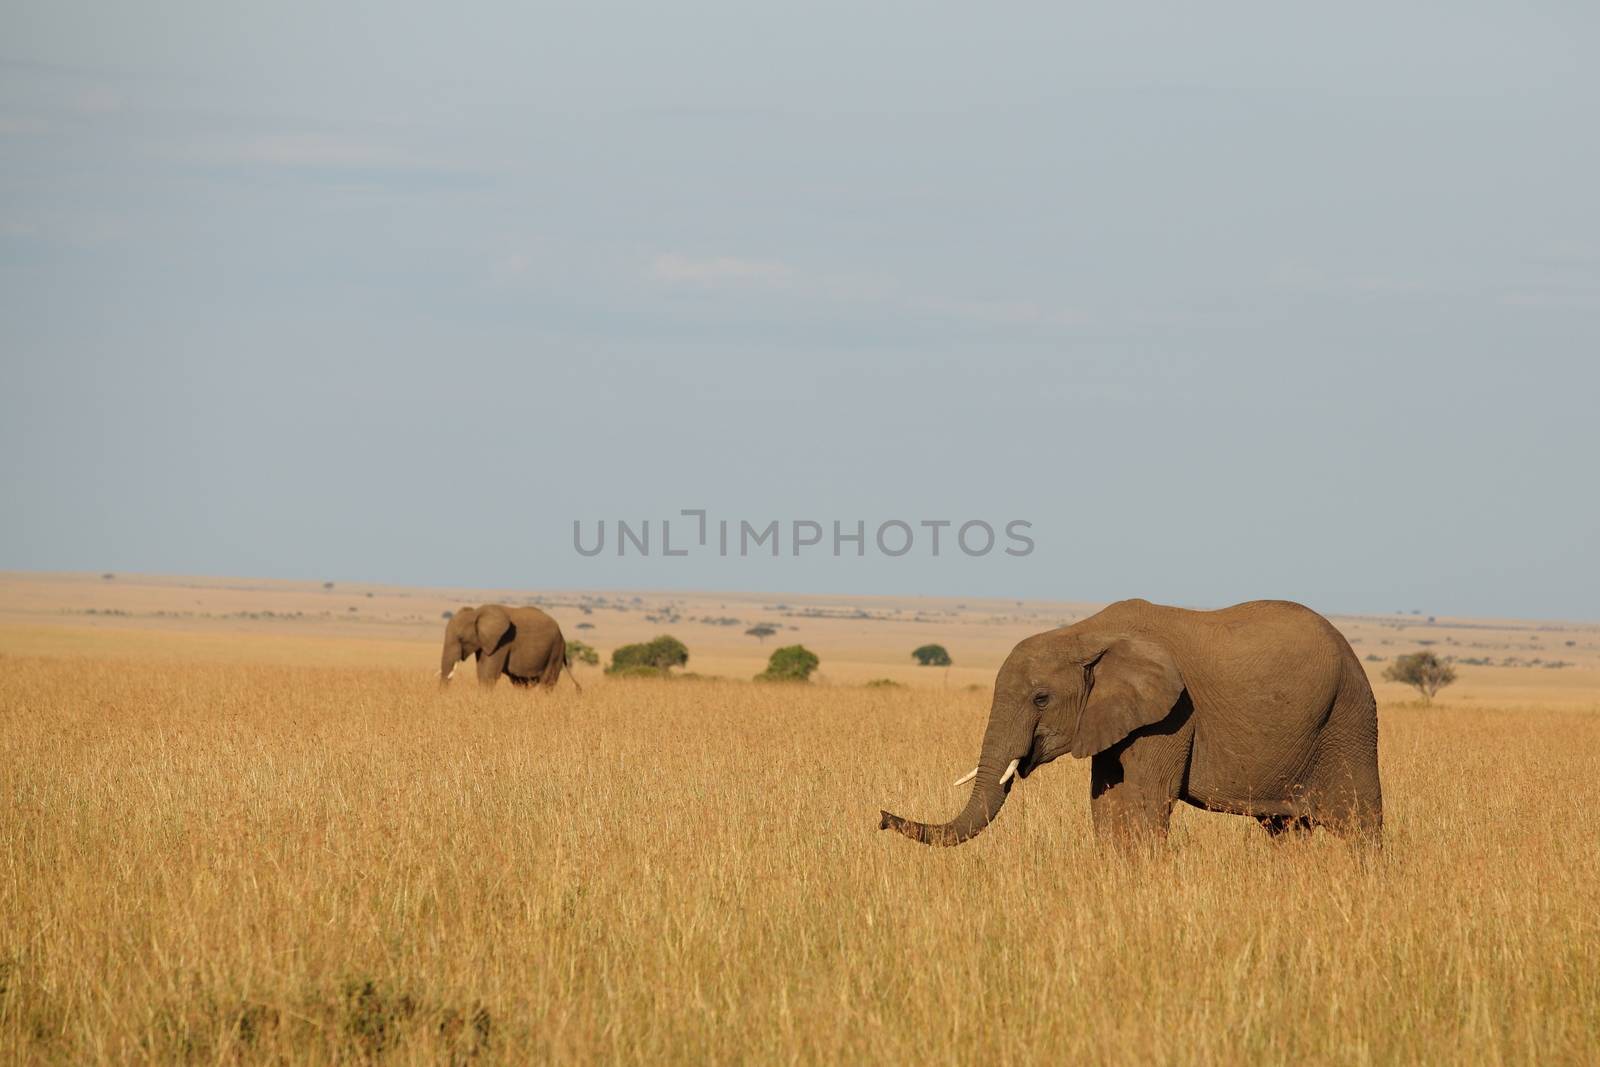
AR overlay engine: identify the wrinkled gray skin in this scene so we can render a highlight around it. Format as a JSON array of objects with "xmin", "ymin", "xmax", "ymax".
[
  {"xmin": 880, "ymin": 599, "xmax": 1381, "ymax": 846},
  {"xmin": 439, "ymin": 604, "xmax": 575, "ymax": 689}
]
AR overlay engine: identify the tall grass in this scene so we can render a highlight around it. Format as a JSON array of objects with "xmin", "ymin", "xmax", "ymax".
[{"xmin": 2, "ymin": 654, "xmax": 1597, "ymax": 1064}]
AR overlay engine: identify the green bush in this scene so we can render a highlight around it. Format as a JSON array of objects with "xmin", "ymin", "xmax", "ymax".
[
  {"xmin": 567, "ymin": 640, "xmax": 600, "ymax": 667},
  {"xmin": 756, "ymin": 645, "xmax": 819, "ymax": 683},
  {"xmin": 912, "ymin": 644, "xmax": 952, "ymax": 667},
  {"xmin": 607, "ymin": 635, "xmax": 689, "ymax": 675},
  {"xmin": 865, "ymin": 678, "xmax": 902, "ymax": 688}
]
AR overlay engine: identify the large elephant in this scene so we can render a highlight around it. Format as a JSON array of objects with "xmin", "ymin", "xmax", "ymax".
[
  {"xmin": 439, "ymin": 604, "xmax": 576, "ymax": 689},
  {"xmin": 880, "ymin": 599, "xmax": 1381, "ymax": 845}
]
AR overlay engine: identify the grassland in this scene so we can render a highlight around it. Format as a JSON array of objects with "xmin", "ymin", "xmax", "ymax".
[{"xmin": 2, "ymin": 576, "xmax": 1599, "ymax": 1063}]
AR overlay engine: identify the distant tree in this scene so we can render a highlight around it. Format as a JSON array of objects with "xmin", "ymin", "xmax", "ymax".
[
  {"xmin": 576, "ymin": 622, "xmax": 595, "ymax": 630},
  {"xmin": 101, "ymin": 572, "xmax": 115, "ymax": 580},
  {"xmin": 441, "ymin": 610, "xmax": 453, "ymax": 620},
  {"xmin": 322, "ymin": 581, "xmax": 335, "ymax": 590},
  {"xmin": 756, "ymin": 645, "xmax": 819, "ymax": 683},
  {"xmin": 567, "ymin": 640, "xmax": 600, "ymax": 667},
  {"xmin": 865, "ymin": 678, "xmax": 902, "ymax": 688},
  {"xmin": 746, "ymin": 624, "xmax": 779, "ymax": 644},
  {"xmin": 1384, "ymin": 650, "xmax": 1456, "ymax": 703},
  {"xmin": 912, "ymin": 644, "xmax": 952, "ymax": 667},
  {"xmin": 608, "ymin": 635, "xmax": 689, "ymax": 675}
]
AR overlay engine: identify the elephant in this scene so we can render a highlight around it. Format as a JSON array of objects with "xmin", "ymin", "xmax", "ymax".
[
  {"xmin": 439, "ymin": 604, "xmax": 578, "ymax": 690},
  {"xmin": 879, "ymin": 599, "xmax": 1381, "ymax": 846}
]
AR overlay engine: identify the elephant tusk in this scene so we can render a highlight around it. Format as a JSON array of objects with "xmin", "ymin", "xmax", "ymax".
[
  {"xmin": 446, "ymin": 665, "xmax": 457, "ymax": 680},
  {"xmin": 952, "ymin": 759, "xmax": 1019, "ymax": 788}
]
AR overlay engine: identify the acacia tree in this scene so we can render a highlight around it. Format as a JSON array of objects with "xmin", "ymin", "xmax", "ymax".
[
  {"xmin": 1384, "ymin": 650, "xmax": 1457, "ymax": 703},
  {"xmin": 746, "ymin": 624, "xmax": 779, "ymax": 644},
  {"xmin": 756, "ymin": 645, "xmax": 819, "ymax": 682},
  {"xmin": 912, "ymin": 644, "xmax": 952, "ymax": 667},
  {"xmin": 607, "ymin": 635, "xmax": 689, "ymax": 675}
]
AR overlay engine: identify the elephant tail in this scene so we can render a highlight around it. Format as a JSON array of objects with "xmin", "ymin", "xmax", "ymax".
[{"xmin": 549, "ymin": 637, "xmax": 582, "ymax": 693}]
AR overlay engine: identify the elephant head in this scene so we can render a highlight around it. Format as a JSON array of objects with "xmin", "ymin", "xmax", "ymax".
[
  {"xmin": 879, "ymin": 627, "xmax": 1185, "ymax": 845},
  {"xmin": 439, "ymin": 605, "xmax": 512, "ymax": 683}
]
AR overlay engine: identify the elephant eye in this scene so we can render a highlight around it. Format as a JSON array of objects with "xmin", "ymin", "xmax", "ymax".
[{"xmin": 1032, "ymin": 691, "xmax": 1051, "ymax": 709}]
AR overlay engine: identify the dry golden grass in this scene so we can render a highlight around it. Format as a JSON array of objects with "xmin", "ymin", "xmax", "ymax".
[{"xmin": 3, "ymin": 638, "xmax": 1599, "ymax": 1064}]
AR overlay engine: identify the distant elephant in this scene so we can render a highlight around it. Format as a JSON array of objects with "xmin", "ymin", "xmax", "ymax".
[
  {"xmin": 439, "ymin": 604, "xmax": 577, "ymax": 690},
  {"xmin": 880, "ymin": 599, "xmax": 1380, "ymax": 846}
]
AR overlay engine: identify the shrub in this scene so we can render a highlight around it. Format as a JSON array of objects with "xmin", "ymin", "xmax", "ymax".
[
  {"xmin": 746, "ymin": 625, "xmax": 779, "ymax": 644},
  {"xmin": 441, "ymin": 610, "xmax": 453, "ymax": 620},
  {"xmin": 607, "ymin": 635, "xmax": 688, "ymax": 675},
  {"xmin": 912, "ymin": 644, "xmax": 952, "ymax": 667},
  {"xmin": 865, "ymin": 678, "xmax": 902, "ymax": 688},
  {"xmin": 756, "ymin": 645, "xmax": 819, "ymax": 683},
  {"xmin": 567, "ymin": 640, "xmax": 600, "ymax": 667},
  {"xmin": 1384, "ymin": 650, "xmax": 1457, "ymax": 703},
  {"xmin": 606, "ymin": 664, "xmax": 674, "ymax": 679}
]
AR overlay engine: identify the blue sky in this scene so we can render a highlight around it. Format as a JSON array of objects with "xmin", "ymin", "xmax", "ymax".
[{"xmin": 2, "ymin": 3, "xmax": 1597, "ymax": 618}]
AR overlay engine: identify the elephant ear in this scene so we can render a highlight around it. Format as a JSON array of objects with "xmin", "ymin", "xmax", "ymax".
[
  {"xmin": 1070, "ymin": 636, "xmax": 1185, "ymax": 758},
  {"xmin": 474, "ymin": 605, "xmax": 513, "ymax": 654}
]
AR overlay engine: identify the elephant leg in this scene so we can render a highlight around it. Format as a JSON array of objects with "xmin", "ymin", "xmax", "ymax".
[
  {"xmin": 1258, "ymin": 814, "xmax": 1314, "ymax": 838},
  {"xmin": 1309, "ymin": 793, "xmax": 1382, "ymax": 844},
  {"xmin": 1088, "ymin": 735, "xmax": 1190, "ymax": 844},
  {"xmin": 476, "ymin": 647, "xmax": 510, "ymax": 686},
  {"xmin": 1301, "ymin": 685, "xmax": 1383, "ymax": 844},
  {"xmin": 1089, "ymin": 771, "xmax": 1172, "ymax": 844},
  {"xmin": 1089, "ymin": 725, "xmax": 1191, "ymax": 845}
]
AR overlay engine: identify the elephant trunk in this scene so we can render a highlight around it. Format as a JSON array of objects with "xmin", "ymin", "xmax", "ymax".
[
  {"xmin": 879, "ymin": 687, "xmax": 1035, "ymax": 847},
  {"xmin": 439, "ymin": 640, "xmax": 461, "ymax": 685}
]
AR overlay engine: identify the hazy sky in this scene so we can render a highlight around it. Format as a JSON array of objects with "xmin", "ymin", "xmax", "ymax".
[{"xmin": 3, "ymin": 3, "xmax": 1597, "ymax": 619}]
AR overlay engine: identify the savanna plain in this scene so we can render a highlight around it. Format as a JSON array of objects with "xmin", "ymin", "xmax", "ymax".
[{"xmin": 3, "ymin": 574, "xmax": 1599, "ymax": 1064}]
